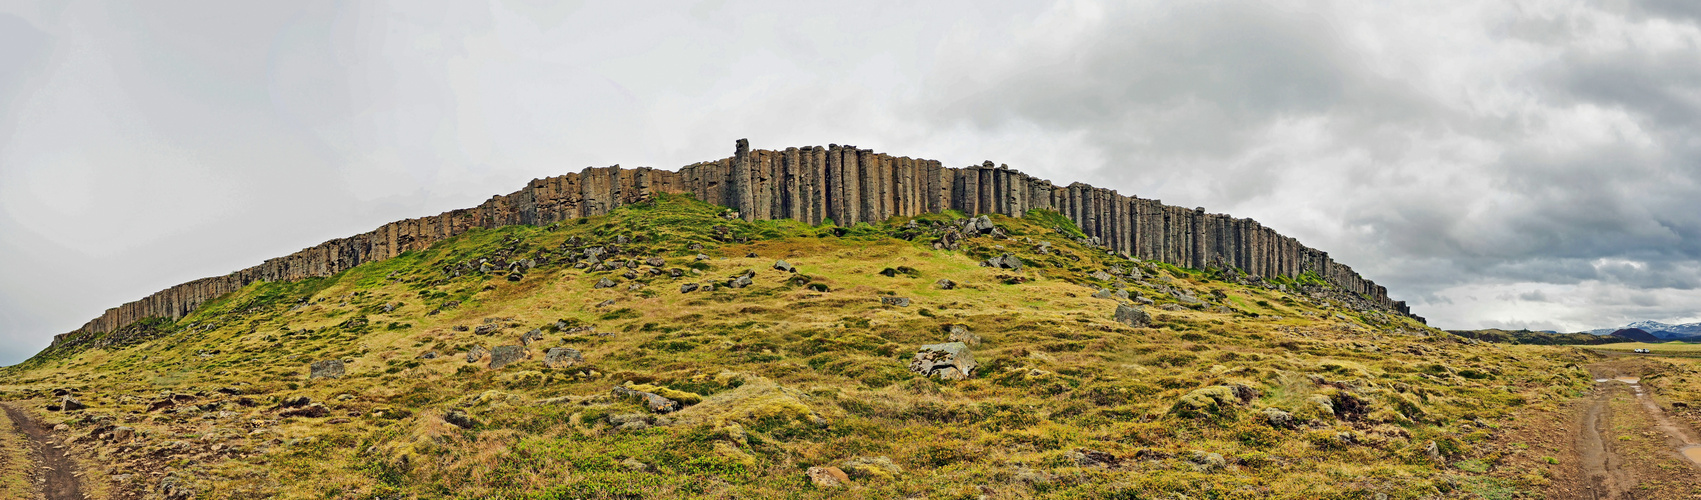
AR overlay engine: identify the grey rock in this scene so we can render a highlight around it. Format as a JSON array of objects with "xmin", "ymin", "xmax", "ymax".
[
  {"xmin": 419, "ymin": 351, "xmax": 439, "ymax": 360},
  {"xmin": 842, "ymin": 456, "xmax": 903, "ymax": 479},
  {"xmin": 909, "ymin": 342, "xmax": 976, "ymax": 380},
  {"xmin": 1092, "ymin": 270, "xmax": 1114, "ymax": 281},
  {"xmin": 806, "ymin": 466, "xmax": 850, "ymax": 488},
  {"xmin": 1065, "ymin": 448, "xmax": 1118, "ymax": 467},
  {"xmin": 60, "ymin": 397, "xmax": 86, "ymax": 411},
  {"xmin": 611, "ymin": 386, "xmax": 680, "ymax": 413},
  {"xmin": 488, "ymin": 346, "xmax": 527, "ymax": 370},
  {"xmin": 935, "ymin": 278, "xmax": 957, "ymax": 290},
  {"xmin": 1160, "ymin": 303, "xmax": 1185, "ymax": 311},
  {"xmin": 773, "ymin": 260, "xmax": 795, "ymax": 273},
  {"xmin": 466, "ymin": 345, "xmax": 490, "ymax": 363},
  {"xmin": 1114, "ymin": 304, "xmax": 1150, "ymax": 328},
  {"xmin": 680, "ymin": 283, "xmax": 700, "ymax": 293},
  {"xmin": 520, "ymin": 329, "xmax": 544, "ymax": 346},
  {"xmin": 1262, "ymin": 407, "xmax": 1295, "ymax": 428},
  {"xmin": 947, "ymin": 325, "xmax": 981, "ymax": 346},
  {"xmin": 309, "ymin": 359, "xmax": 345, "ymax": 379},
  {"xmin": 543, "ymin": 347, "xmax": 583, "ymax": 369},
  {"xmin": 728, "ymin": 274, "xmax": 753, "ymax": 289},
  {"xmin": 1187, "ymin": 450, "xmax": 1226, "ymax": 471},
  {"xmin": 280, "ymin": 396, "xmax": 311, "ymax": 408},
  {"xmin": 443, "ymin": 409, "xmax": 476, "ymax": 429},
  {"xmin": 645, "ymin": 256, "xmax": 665, "ymax": 267},
  {"xmin": 880, "ymin": 296, "xmax": 910, "ymax": 307},
  {"xmin": 1092, "ymin": 288, "xmax": 1115, "ymax": 300},
  {"xmin": 985, "ymin": 253, "xmax": 1023, "ymax": 271},
  {"xmin": 1136, "ymin": 296, "xmax": 1155, "ymax": 305},
  {"xmin": 695, "ymin": 254, "xmax": 711, "ymax": 261},
  {"xmin": 594, "ymin": 278, "xmax": 617, "ymax": 289}
]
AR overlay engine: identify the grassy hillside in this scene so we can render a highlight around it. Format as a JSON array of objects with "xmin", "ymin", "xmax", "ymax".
[{"xmin": 1, "ymin": 194, "xmax": 1603, "ymax": 499}]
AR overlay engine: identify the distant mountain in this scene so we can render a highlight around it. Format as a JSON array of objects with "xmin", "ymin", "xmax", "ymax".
[
  {"xmin": 1586, "ymin": 321, "xmax": 1701, "ymax": 339},
  {"xmin": 1609, "ymin": 328, "xmax": 1662, "ymax": 342}
]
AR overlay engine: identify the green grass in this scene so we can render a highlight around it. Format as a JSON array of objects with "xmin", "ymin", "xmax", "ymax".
[{"xmin": 0, "ymin": 195, "xmax": 1606, "ymax": 499}]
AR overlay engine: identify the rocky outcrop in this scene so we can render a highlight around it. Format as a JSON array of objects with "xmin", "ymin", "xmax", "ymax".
[{"xmin": 47, "ymin": 139, "xmax": 1414, "ymax": 352}]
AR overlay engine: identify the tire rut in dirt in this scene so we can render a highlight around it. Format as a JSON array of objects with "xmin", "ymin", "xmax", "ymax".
[{"xmin": 1, "ymin": 403, "xmax": 85, "ymax": 500}]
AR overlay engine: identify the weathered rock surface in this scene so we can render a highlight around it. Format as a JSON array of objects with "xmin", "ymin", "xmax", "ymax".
[
  {"xmin": 543, "ymin": 347, "xmax": 583, "ymax": 368},
  {"xmin": 594, "ymin": 278, "xmax": 617, "ymax": 289},
  {"xmin": 1114, "ymin": 304, "xmax": 1150, "ymax": 328},
  {"xmin": 880, "ymin": 296, "xmax": 911, "ymax": 307},
  {"xmin": 772, "ymin": 260, "xmax": 795, "ymax": 273},
  {"xmin": 465, "ymin": 345, "xmax": 490, "ymax": 363},
  {"xmin": 612, "ymin": 386, "xmax": 681, "ymax": 413},
  {"xmin": 806, "ymin": 466, "xmax": 850, "ymax": 488},
  {"xmin": 946, "ymin": 325, "xmax": 981, "ymax": 346},
  {"xmin": 909, "ymin": 342, "xmax": 976, "ymax": 380},
  {"xmin": 309, "ymin": 359, "xmax": 345, "ymax": 379},
  {"xmin": 488, "ymin": 345, "xmax": 527, "ymax": 370}
]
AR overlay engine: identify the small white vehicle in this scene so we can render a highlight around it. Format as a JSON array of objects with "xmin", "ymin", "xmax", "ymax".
[{"xmin": 1632, "ymin": 348, "xmax": 1650, "ymax": 353}]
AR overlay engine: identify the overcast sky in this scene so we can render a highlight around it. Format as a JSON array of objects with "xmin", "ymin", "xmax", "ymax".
[{"xmin": 3, "ymin": 0, "xmax": 1700, "ymax": 364}]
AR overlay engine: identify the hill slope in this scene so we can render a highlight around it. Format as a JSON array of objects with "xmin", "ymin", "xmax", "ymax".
[{"xmin": 0, "ymin": 195, "xmax": 1614, "ymax": 498}]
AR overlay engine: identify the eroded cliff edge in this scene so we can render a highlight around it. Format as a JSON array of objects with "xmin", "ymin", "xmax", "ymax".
[{"xmin": 49, "ymin": 139, "xmax": 1415, "ymax": 349}]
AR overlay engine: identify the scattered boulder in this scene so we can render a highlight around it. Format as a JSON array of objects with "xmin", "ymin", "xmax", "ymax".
[
  {"xmin": 773, "ymin": 260, "xmax": 795, "ymax": 273},
  {"xmin": 806, "ymin": 466, "xmax": 850, "ymax": 488},
  {"xmin": 1262, "ymin": 407, "xmax": 1296, "ymax": 429},
  {"xmin": 1092, "ymin": 270, "xmax": 1114, "ymax": 281},
  {"xmin": 1092, "ymin": 288, "xmax": 1115, "ymax": 300},
  {"xmin": 109, "ymin": 426, "xmax": 135, "ymax": 441},
  {"xmin": 280, "ymin": 396, "xmax": 311, "ymax": 408},
  {"xmin": 695, "ymin": 254, "xmax": 711, "ymax": 261},
  {"xmin": 728, "ymin": 274, "xmax": 753, "ymax": 289},
  {"xmin": 60, "ymin": 397, "xmax": 86, "ymax": 411},
  {"xmin": 841, "ymin": 456, "xmax": 903, "ymax": 480},
  {"xmin": 946, "ymin": 325, "xmax": 981, "ymax": 346},
  {"xmin": 880, "ymin": 296, "xmax": 911, "ymax": 307},
  {"xmin": 909, "ymin": 342, "xmax": 977, "ymax": 380},
  {"xmin": 1114, "ymin": 304, "xmax": 1150, "ymax": 328},
  {"xmin": 645, "ymin": 256, "xmax": 666, "ymax": 267},
  {"xmin": 935, "ymin": 278, "xmax": 957, "ymax": 290},
  {"xmin": 520, "ymin": 329, "xmax": 545, "ymax": 346},
  {"xmin": 1065, "ymin": 448, "xmax": 1119, "ymax": 467},
  {"xmin": 612, "ymin": 386, "xmax": 681, "ymax": 413},
  {"xmin": 543, "ymin": 348, "xmax": 583, "ymax": 369},
  {"xmin": 626, "ymin": 282, "xmax": 644, "ymax": 292},
  {"xmin": 280, "ymin": 403, "xmax": 330, "ymax": 418},
  {"xmin": 594, "ymin": 278, "xmax": 617, "ymax": 289},
  {"xmin": 1172, "ymin": 384, "xmax": 1260, "ymax": 419},
  {"xmin": 984, "ymin": 253, "xmax": 1023, "ymax": 271},
  {"xmin": 309, "ymin": 359, "xmax": 345, "ymax": 379},
  {"xmin": 668, "ymin": 268, "xmax": 686, "ymax": 277},
  {"xmin": 466, "ymin": 345, "xmax": 490, "ymax": 363},
  {"xmin": 680, "ymin": 283, "xmax": 700, "ymax": 293},
  {"xmin": 488, "ymin": 346, "xmax": 527, "ymax": 370},
  {"xmin": 443, "ymin": 409, "xmax": 477, "ymax": 429},
  {"xmin": 419, "ymin": 351, "xmax": 439, "ymax": 360},
  {"xmin": 1186, "ymin": 450, "xmax": 1226, "ymax": 472},
  {"xmin": 1160, "ymin": 303, "xmax": 1186, "ymax": 311}
]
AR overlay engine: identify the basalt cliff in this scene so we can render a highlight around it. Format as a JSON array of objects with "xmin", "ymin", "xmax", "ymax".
[{"xmin": 49, "ymin": 139, "xmax": 1415, "ymax": 349}]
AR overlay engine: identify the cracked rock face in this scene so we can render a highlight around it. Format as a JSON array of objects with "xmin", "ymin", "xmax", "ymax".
[
  {"xmin": 1114, "ymin": 304, "xmax": 1150, "ymax": 328},
  {"xmin": 909, "ymin": 342, "xmax": 976, "ymax": 380}
]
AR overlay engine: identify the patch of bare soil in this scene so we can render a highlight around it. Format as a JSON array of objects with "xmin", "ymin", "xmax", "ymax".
[{"xmin": 1, "ymin": 402, "xmax": 85, "ymax": 500}]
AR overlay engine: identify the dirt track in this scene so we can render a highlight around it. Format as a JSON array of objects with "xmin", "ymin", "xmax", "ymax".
[
  {"xmin": 1, "ymin": 403, "xmax": 84, "ymax": 500},
  {"xmin": 1564, "ymin": 360, "xmax": 1701, "ymax": 499}
]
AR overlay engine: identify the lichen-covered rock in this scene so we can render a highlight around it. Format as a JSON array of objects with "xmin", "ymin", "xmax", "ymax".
[
  {"xmin": 842, "ymin": 456, "xmax": 903, "ymax": 480},
  {"xmin": 612, "ymin": 385, "xmax": 681, "ymax": 413},
  {"xmin": 543, "ymin": 347, "xmax": 583, "ymax": 369},
  {"xmin": 1114, "ymin": 304, "xmax": 1150, "ymax": 328},
  {"xmin": 519, "ymin": 329, "xmax": 544, "ymax": 346},
  {"xmin": 1172, "ymin": 384, "xmax": 1259, "ymax": 419},
  {"xmin": 935, "ymin": 278, "xmax": 957, "ymax": 290},
  {"xmin": 309, "ymin": 359, "xmax": 345, "ymax": 379},
  {"xmin": 984, "ymin": 253, "xmax": 1023, "ymax": 271},
  {"xmin": 680, "ymin": 283, "xmax": 700, "ymax": 293},
  {"xmin": 909, "ymin": 342, "xmax": 976, "ymax": 380},
  {"xmin": 806, "ymin": 466, "xmax": 850, "ymax": 488},
  {"xmin": 946, "ymin": 325, "xmax": 981, "ymax": 346},
  {"xmin": 880, "ymin": 296, "xmax": 911, "ymax": 307},
  {"xmin": 1262, "ymin": 407, "xmax": 1296, "ymax": 428},
  {"xmin": 465, "ymin": 345, "xmax": 490, "ymax": 363},
  {"xmin": 773, "ymin": 260, "xmax": 795, "ymax": 273},
  {"xmin": 488, "ymin": 345, "xmax": 527, "ymax": 370},
  {"xmin": 594, "ymin": 278, "xmax": 617, "ymax": 289}
]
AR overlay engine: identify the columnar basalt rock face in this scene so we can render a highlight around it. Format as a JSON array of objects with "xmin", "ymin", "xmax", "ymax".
[{"xmin": 51, "ymin": 139, "xmax": 1413, "ymax": 349}]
